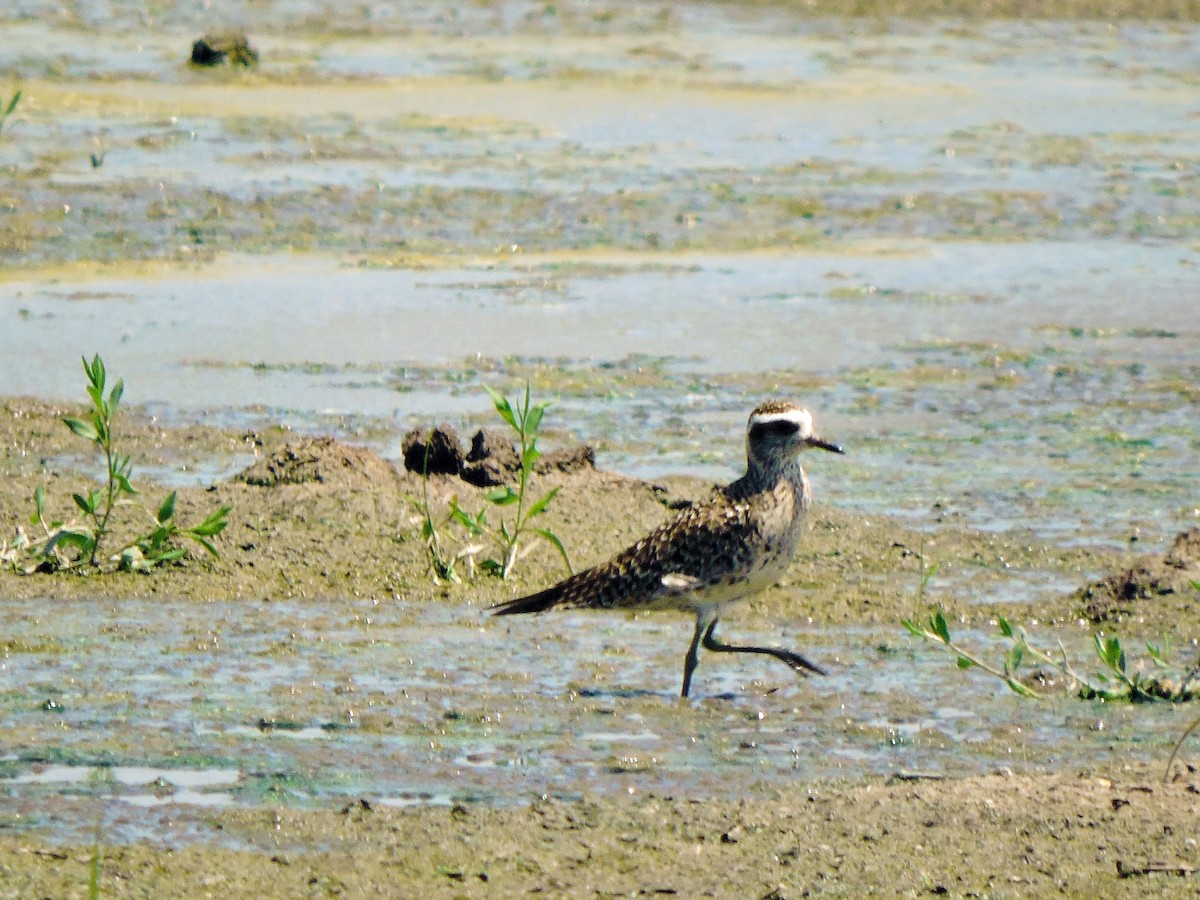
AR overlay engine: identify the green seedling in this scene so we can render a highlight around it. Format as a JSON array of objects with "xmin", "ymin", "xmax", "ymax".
[
  {"xmin": 480, "ymin": 383, "xmax": 572, "ymax": 579},
  {"xmin": 4, "ymin": 354, "xmax": 230, "ymax": 573},
  {"xmin": 409, "ymin": 382, "xmax": 573, "ymax": 583},
  {"xmin": 415, "ymin": 434, "xmax": 477, "ymax": 584},
  {"xmin": 903, "ymin": 609, "xmax": 1198, "ymax": 704}
]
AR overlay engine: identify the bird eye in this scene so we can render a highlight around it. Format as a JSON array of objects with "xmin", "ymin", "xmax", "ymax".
[{"xmin": 750, "ymin": 420, "xmax": 801, "ymax": 440}]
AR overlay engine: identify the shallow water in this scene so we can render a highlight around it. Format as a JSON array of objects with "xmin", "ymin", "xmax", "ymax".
[
  {"xmin": 4, "ymin": 243, "xmax": 1196, "ymax": 544},
  {"xmin": 1, "ymin": 5, "xmax": 1198, "ymax": 850},
  {"xmin": 2, "ymin": 14, "xmax": 1198, "ymax": 547},
  {"xmin": 0, "ymin": 597, "xmax": 1186, "ymax": 847}
]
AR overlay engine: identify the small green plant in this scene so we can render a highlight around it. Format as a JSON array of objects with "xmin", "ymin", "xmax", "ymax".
[
  {"xmin": 4, "ymin": 354, "xmax": 230, "ymax": 573},
  {"xmin": 410, "ymin": 383, "xmax": 572, "ymax": 583},
  {"xmin": 474, "ymin": 383, "xmax": 572, "ymax": 579},
  {"xmin": 415, "ymin": 434, "xmax": 481, "ymax": 584},
  {"xmin": 902, "ymin": 609, "xmax": 1199, "ymax": 703},
  {"xmin": 0, "ymin": 89, "xmax": 19, "ymax": 137}
]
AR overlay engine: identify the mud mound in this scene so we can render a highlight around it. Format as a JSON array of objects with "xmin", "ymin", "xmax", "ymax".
[
  {"xmin": 401, "ymin": 424, "xmax": 594, "ymax": 487},
  {"xmin": 235, "ymin": 436, "xmax": 396, "ymax": 488},
  {"xmin": 1077, "ymin": 527, "xmax": 1200, "ymax": 623}
]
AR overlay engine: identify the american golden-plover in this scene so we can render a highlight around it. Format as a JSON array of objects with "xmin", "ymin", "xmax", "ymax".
[{"xmin": 491, "ymin": 400, "xmax": 842, "ymax": 698}]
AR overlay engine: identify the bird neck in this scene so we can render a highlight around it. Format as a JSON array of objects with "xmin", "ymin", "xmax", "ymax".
[{"xmin": 742, "ymin": 452, "xmax": 806, "ymax": 494}]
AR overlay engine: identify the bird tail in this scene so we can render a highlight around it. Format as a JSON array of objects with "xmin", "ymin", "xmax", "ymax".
[{"xmin": 490, "ymin": 582, "xmax": 566, "ymax": 616}]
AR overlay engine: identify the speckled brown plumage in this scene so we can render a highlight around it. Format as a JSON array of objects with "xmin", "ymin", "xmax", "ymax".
[{"xmin": 491, "ymin": 400, "xmax": 844, "ymax": 698}]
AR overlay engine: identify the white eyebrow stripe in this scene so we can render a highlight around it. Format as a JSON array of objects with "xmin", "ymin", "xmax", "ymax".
[{"xmin": 749, "ymin": 411, "xmax": 808, "ymax": 426}]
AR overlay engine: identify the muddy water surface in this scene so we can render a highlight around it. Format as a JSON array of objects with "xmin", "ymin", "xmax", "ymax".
[{"xmin": 0, "ymin": 596, "xmax": 1185, "ymax": 848}]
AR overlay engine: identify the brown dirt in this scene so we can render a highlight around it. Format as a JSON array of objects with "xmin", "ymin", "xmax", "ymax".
[
  {"xmin": 1, "ymin": 765, "xmax": 1197, "ymax": 898},
  {"xmin": 1078, "ymin": 527, "xmax": 1200, "ymax": 625},
  {"xmin": 1, "ymin": 397, "xmax": 1198, "ymax": 897},
  {"xmin": 236, "ymin": 435, "xmax": 399, "ymax": 488}
]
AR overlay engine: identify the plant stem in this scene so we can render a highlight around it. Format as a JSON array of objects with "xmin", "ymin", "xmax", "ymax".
[{"xmin": 90, "ymin": 437, "xmax": 120, "ymax": 566}]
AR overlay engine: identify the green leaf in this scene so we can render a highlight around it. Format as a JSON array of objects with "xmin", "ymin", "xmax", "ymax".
[
  {"xmin": 86, "ymin": 383, "xmax": 103, "ymax": 409},
  {"xmin": 997, "ymin": 616, "xmax": 1013, "ymax": 638},
  {"xmin": 1007, "ymin": 644, "xmax": 1025, "ymax": 673},
  {"xmin": 532, "ymin": 527, "xmax": 573, "ymax": 575},
  {"xmin": 63, "ymin": 417, "xmax": 99, "ymax": 442},
  {"xmin": 526, "ymin": 486, "xmax": 560, "ymax": 520},
  {"xmin": 72, "ymin": 492, "xmax": 96, "ymax": 515},
  {"xmin": 150, "ymin": 548, "xmax": 188, "ymax": 564},
  {"xmin": 157, "ymin": 491, "xmax": 177, "ymax": 524},
  {"xmin": 485, "ymin": 487, "xmax": 519, "ymax": 506},
  {"xmin": 50, "ymin": 530, "xmax": 94, "ymax": 558},
  {"xmin": 480, "ymin": 558, "xmax": 504, "ymax": 575},
  {"xmin": 139, "ymin": 525, "xmax": 171, "ymax": 553},
  {"xmin": 189, "ymin": 536, "xmax": 219, "ymax": 557},
  {"xmin": 191, "ymin": 506, "xmax": 231, "ymax": 537},
  {"xmin": 525, "ymin": 403, "xmax": 545, "ymax": 436},
  {"xmin": 1145, "ymin": 640, "xmax": 1169, "ymax": 668},
  {"xmin": 932, "ymin": 610, "xmax": 951, "ymax": 644},
  {"xmin": 521, "ymin": 445, "xmax": 541, "ymax": 472},
  {"xmin": 920, "ymin": 561, "xmax": 939, "ymax": 589},
  {"xmin": 81, "ymin": 354, "xmax": 105, "ymax": 393},
  {"xmin": 901, "ymin": 618, "xmax": 923, "ymax": 637},
  {"xmin": 956, "ymin": 656, "xmax": 972, "ymax": 670},
  {"xmin": 1005, "ymin": 677, "xmax": 1039, "ymax": 699},
  {"xmin": 108, "ymin": 378, "xmax": 124, "ymax": 411},
  {"xmin": 114, "ymin": 472, "xmax": 137, "ymax": 495},
  {"xmin": 1093, "ymin": 633, "xmax": 1107, "ymax": 664},
  {"xmin": 1095, "ymin": 634, "xmax": 1126, "ymax": 673},
  {"xmin": 484, "ymin": 385, "xmax": 517, "ymax": 429},
  {"xmin": 4, "ymin": 90, "xmax": 20, "ymax": 117},
  {"xmin": 33, "ymin": 484, "xmax": 45, "ymax": 520},
  {"xmin": 449, "ymin": 502, "xmax": 482, "ymax": 534}
]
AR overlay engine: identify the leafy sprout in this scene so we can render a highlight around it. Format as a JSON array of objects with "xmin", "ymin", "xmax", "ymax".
[
  {"xmin": 409, "ymin": 382, "xmax": 573, "ymax": 583},
  {"xmin": 481, "ymin": 383, "xmax": 572, "ymax": 579},
  {"xmin": 903, "ymin": 609, "xmax": 1198, "ymax": 704},
  {"xmin": 4, "ymin": 354, "xmax": 231, "ymax": 573}
]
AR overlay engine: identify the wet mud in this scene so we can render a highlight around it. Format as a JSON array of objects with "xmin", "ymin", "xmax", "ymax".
[
  {"xmin": 0, "ymin": 404, "xmax": 1197, "ymax": 896},
  {"xmin": 1, "ymin": 2, "xmax": 1199, "ymax": 895}
]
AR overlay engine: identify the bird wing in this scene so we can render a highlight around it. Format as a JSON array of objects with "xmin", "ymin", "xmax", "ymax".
[
  {"xmin": 550, "ymin": 496, "xmax": 763, "ymax": 611},
  {"xmin": 490, "ymin": 484, "xmax": 775, "ymax": 616}
]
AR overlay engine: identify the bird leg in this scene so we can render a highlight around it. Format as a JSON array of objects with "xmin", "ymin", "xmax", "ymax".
[
  {"xmin": 680, "ymin": 609, "xmax": 716, "ymax": 699},
  {"xmin": 701, "ymin": 618, "xmax": 827, "ymax": 678}
]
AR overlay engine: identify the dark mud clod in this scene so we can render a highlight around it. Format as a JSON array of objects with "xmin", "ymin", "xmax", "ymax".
[
  {"xmin": 462, "ymin": 427, "xmax": 519, "ymax": 486},
  {"xmin": 401, "ymin": 424, "xmax": 464, "ymax": 476},
  {"xmin": 403, "ymin": 424, "xmax": 595, "ymax": 485},
  {"xmin": 190, "ymin": 33, "xmax": 259, "ymax": 67}
]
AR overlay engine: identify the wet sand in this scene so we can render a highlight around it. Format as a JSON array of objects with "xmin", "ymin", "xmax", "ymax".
[{"xmin": 0, "ymin": 402, "xmax": 1197, "ymax": 896}]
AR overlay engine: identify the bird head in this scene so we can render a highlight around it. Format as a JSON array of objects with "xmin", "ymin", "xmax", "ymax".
[{"xmin": 746, "ymin": 401, "xmax": 843, "ymax": 462}]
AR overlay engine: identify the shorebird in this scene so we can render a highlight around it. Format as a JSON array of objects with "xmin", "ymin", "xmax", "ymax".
[{"xmin": 491, "ymin": 400, "xmax": 843, "ymax": 698}]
